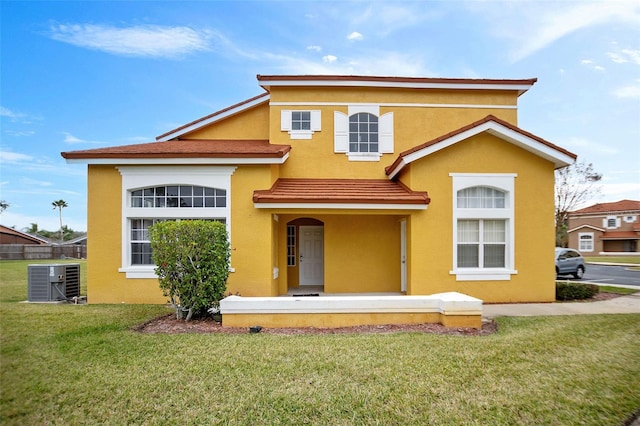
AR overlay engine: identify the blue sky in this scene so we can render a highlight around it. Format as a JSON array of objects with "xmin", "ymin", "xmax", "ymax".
[{"xmin": 1, "ymin": 0, "xmax": 639, "ymax": 232}]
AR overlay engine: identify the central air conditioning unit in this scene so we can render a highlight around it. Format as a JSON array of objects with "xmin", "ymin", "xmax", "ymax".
[{"xmin": 27, "ymin": 264, "xmax": 81, "ymax": 302}]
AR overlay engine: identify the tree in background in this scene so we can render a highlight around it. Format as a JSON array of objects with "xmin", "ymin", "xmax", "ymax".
[
  {"xmin": 0, "ymin": 200, "xmax": 8, "ymax": 214},
  {"xmin": 149, "ymin": 220, "xmax": 230, "ymax": 321},
  {"xmin": 51, "ymin": 199, "xmax": 68, "ymax": 242},
  {"xmin": 555, "ymin": 161, "xmax": 602, "ymax": 247}
]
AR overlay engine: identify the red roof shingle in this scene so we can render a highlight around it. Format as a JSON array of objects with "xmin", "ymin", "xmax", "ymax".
[
  {"xmin": 253, "ymin": 178, "xmax": 430, "ymax": 205},
  {"xmin": 570, "ymin": 200, "xmax": 640, "ymax": 215}
]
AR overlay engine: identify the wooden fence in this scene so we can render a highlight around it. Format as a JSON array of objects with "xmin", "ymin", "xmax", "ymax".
[{"xmin": 0, "ymin": 245, "xmax": 87, "ymax": 260}]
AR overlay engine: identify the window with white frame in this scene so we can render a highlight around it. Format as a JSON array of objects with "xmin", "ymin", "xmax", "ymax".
[
  {"xmin": 604, "ymin": 216, "xmax": 620, "ymax": 229},
  {"xmin": 334, "ymin": 105, "xmax": 394, "ymax": 161},
  {"xmin": 450, "ymin": 173, "xmax": 517, "ymax": 281},
  {"xmin": 287, "ymin": 225, "xmax": 296, "ymax": 267},
  {"xmin": 579, "ymin": 233, "xmax": 594, "ymax": 252},
  {"xmin": 624, "ymin": 215, "xmax": 637, "ymax": 223},
  {"xmin": 118, "ymin": 166, "xmax": 235, "ymax": 279},
  {"xmin": 280, "ymin": 110, "xmax": 321, "ymax": 139}
]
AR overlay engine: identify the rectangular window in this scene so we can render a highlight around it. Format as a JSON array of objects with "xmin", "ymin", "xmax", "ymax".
[
  {"xmin": 579, "ymin": 233, "xmax": 594, "ymax": 252},
  {"xmin": 287, "ymin": 225, "xmax": 296, "ymax": 267},
  {"xmin": 281, "ymin": 110, "xmax": 321, "ymax": 139},
  {"xmin": 291, "ymin": 111, "xmax": 311, "ymax": 130},
  {"xmin": 130, "ymin": 218, "xmax": 226, "ymax": 265},
  {"xmin": 130, "ymin": 219, "xmax": 157, "ymax": 265},
  {"xmin": 457, "ymin": 220, "xmax": 506, "ymax": 268},
  {"xmin": 607, "ymin": 217, "xmax": 617, "ymax": 228}
]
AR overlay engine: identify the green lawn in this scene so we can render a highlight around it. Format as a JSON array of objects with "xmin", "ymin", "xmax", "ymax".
[
  {"xmin": 1, "ymin": 260, "xmax": 639, "ymax": 425},
  {"xmin": 584, "ymin": 256, "xmax": 640, "ymax": 265}
]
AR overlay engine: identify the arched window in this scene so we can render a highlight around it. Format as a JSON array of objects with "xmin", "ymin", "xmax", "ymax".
[
  {"xmin": 131, "ymin": 185, "xmax": 226, "ymax": 208},
  {"xmin": 349, "ymin": 112, "xmax": 378, "ymax": 153},
  {"xmin": 457, "ymin": 187, "xmax": 505, "ymax": 208},
  {"xmin": 451, "ymin": 174, "xmax": 516, "ymax": 280}
]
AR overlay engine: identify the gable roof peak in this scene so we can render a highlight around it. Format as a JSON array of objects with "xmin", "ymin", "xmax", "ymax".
[{"xmin": 385, "ymin": 114, "xmax": 577, "ymax": 179}]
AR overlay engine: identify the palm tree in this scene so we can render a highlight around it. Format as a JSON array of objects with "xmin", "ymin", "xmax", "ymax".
[
  {"xmin": 0, "ymin": 200, "xmax": 8, "ymax": 214},
  {"xmin": 52, "ymin": 199, "xmax": 68, "ymax": 241}
]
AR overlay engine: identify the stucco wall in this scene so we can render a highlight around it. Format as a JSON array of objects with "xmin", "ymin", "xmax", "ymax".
[{"xmin": 402, "ymin": 133, "xmax": 557, "ymax": 303}]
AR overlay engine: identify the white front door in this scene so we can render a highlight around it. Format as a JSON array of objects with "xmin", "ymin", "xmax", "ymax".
[
  {"xmin": 299, "ymin": 226, "xmax": 324, "ymax": 286},
  {"xmin": 400, "ymin": 219, "xmax": 407, "ymax": 292}
]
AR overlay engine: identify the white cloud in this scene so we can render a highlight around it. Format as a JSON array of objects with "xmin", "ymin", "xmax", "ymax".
[
  {"xmin": 21, "ymin": 177, "xmax": 53, "ymax": 187},
  {"xmin": 48, "ymin": 24, "xmax": 214, "ymax": 59},
  {"xmin": 607, "ymin": 48, "xmax": 640, "ymax": 65},
  {"xmin": 0, "ymin": 150, "xmax": 33, "ymax": 162},
  {"xmin": 612, "ymin": 80, "xmax": 640, "ymax": 99},
  {"xmin": 0, "ymin": 106, "xmax": 41, "ymax": 124},
  {"xmin": 62, "ymin": 132, "xmax": 102, "ymax": 145},
  {"xmin": 480, "ymin": 1, "xmax": 640, "ymax": 63},
  {"xmin": 322, "ymin": 55, "xmax": 337, "ymax": 63},
  {"xmin": 307, "ymin": 45, "xmax": 322, "ymax": 52},
  {"xmin": 347, "ymin": 31, "xmax": 363, "ymax": 41},
  {"xmin": 4, "ymin": 130, "xmax": 35, "ymax": 137}
]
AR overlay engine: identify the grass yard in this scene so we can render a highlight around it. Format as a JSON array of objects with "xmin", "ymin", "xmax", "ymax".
[
  {"xmin": 1, "ymin": 260, "xmax": 639, "ymax": 425},
  {"xmin": 584, "ymin": 256, "xmax": 640, "ymax": 265}
]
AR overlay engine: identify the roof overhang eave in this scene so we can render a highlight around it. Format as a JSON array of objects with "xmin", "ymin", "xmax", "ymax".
[
  {"xmin": 64, "ymin": 152, "xmax": 289, "ymax": 165},
  {"xmin": 253, "ymin": 202, "xmax": 428, "ymax": 210}
]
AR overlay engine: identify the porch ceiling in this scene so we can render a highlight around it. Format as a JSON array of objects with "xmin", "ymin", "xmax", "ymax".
[{"xmin": 253, "ymin": 178, "xmax": 430, "ymax": 208}]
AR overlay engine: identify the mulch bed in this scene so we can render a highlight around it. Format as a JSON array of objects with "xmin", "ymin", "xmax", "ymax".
[{"xmin": 133, "ymin": 292, "xmax": 625, "ymax": 336}]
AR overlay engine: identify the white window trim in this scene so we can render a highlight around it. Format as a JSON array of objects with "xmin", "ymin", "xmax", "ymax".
[
  {"xmin": 603, "ymin": 216, "xmax": 621, "ymax": 229},
  {"xmin": 281, "ymin": 110, "xmax": 321, "ymax": 140},
  {"xmin": 449, "ymin": 173, "xmax": 517, "ymax": 281},
  {"xmin": 623, "ymin": 215, "xmax": 637, "ymax": 223},
  {"xmin": 334, "ymin": 105, "xmax": 394, "ymax": 161},
  {"xmin": 578, "ymin": 232, "xmax": 594, "ymax": 252},
  {"xmin": 117, "ymin": 166, "xmax": 236, "ymax": 278}
]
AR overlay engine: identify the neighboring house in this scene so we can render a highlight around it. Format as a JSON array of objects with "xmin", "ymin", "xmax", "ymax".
[
  {"xmin": 62, "ymin": 74, "xmax": 576, "ymax": 327},
  {"xmin": 567, "ymin": 200, "xmax": 640, "ymax": 254},
  {"xmin": 0, "ymin": 225, "xmax": 48, "ymax": 245}
]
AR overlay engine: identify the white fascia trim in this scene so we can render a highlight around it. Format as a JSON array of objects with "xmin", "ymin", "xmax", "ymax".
[
  {"xmin": 271, "ymin": 101, "xmax": 517, "ymax": 110},
  {"xmin": 65, "ymin": 153, "xmax": 288, "ymax": 166},
  {"xmin": 263, "ymin": 80, "xmax": 533, "ymax": 92},
  {"xmin": 254, "ymin": 203, "xmax": 428, "ymax": 210},
  {"xmin": 567, "ymin": 224, "xmax": 605, "ymax": 233},
  {"xmin": 157, "ymin": 94, "xmax": 270, "ymax": 141}
]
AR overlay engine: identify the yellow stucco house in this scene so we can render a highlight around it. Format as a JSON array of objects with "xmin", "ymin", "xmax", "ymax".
[{"xmin": 62, "ymin": 74, "xmax": 576, "ymax": 329}]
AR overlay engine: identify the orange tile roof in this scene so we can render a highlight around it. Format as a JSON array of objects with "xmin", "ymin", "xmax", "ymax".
[
  {"xmin": 61, "ymin": 139, "xmax": 290, "ymax": 160},
  {"xmin": 600, "ymin": 231, "xmax": 640, "ymax": 240},
  {"xmin": 253, "ymin": 178, "xmax": 430, "ymax": 205},
  {"xmin": 385, "ymin": 115, "xmax": 577, "ymax": 176},
  {"xmin": 570, "ymin": 200, "xmax": 640, "ymax": 214}
]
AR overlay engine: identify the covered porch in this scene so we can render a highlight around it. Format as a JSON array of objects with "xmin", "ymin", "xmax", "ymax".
[{"xmin": 253, "ymin": 178, "xmax": 430, "ymax": 296}]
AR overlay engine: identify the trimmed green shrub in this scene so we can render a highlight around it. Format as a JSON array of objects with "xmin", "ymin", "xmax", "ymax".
[
  {"xmin": 556, "ymin": 281, "xmax": 600, "ymax": 301},
  {"xmin": 149, "ymin": 220, "xmax": 230, "ymax": 320}
]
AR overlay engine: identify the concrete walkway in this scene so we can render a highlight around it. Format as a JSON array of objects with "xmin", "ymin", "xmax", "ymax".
[{"xmin": 483, "ymin": 292, "xmax": 640, "ymax": 318}]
